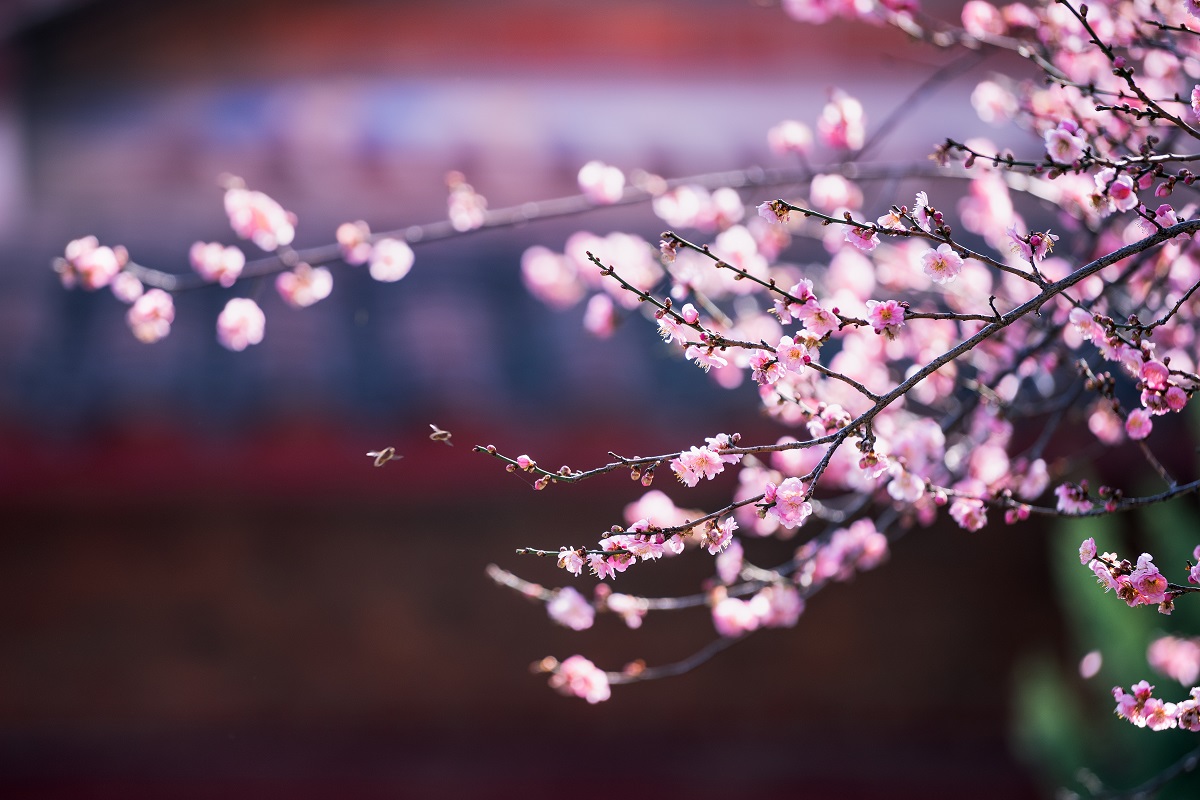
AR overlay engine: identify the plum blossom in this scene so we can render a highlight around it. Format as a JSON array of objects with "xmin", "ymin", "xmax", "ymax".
[
  {"xmin": 1044, "ymin": 122, "xmax": 1087, "ymax": 164},
  {"xmin": 775, "ymin": 335, "xmax": 809, "ymax": 372},
  {"xmin": 817, "ymin": 89, "xmax": 865, "ymax": 150},
  {"xmin": 766, "ymin": 477, "xmax": 813, "ymax": 528},
  {"xmin": 767, "ymin": 120, "xmax": 813, "ymax": 157},
  {"xmin": 276, "ymin": 264, "xmax": 333, "ymax": 308},
  {"xmin": 447, "ymin": 171, "xmax": 487, "ymax": 231},
  {"xmin": 125, "ymin": 289, "xmax": 174, "ymax": 344},
  {"xmin": 757, "ymin": 199, "xmax": 791, "ymax": 224},
  {"xmin": 368, "ymin": 238, "xmax": 415, "ymax": 282},
  {"xmin": 60, "ymin": 236, "xmax": 122, "ymax": 290},
  {"xmin": 557, "ymin": 547, "xmax": 585, "ymax": 576},
  {"xmin": 704, "ymin": 516, "xmax": 738, "ymax": 555},
  {"xmin": 671, "ymin": 445, "xmax": 726, "ymax": 487},
  {"xmin": 1095, "ymin": 168, "xmax": 1139, "ymax": 213},
  {"xmin": 795, "ymin": 300, "xmax": 839, "ymax": 337},
  {"xmin": 1055, "ymin": 482, "xmax": 1092, "ymax": 514},
  {"xmin": 949, "ymin": 498, "xmax": 987, "ymax": 531},
  {"xmin": 920, "ymin": 244, "xmax": 963, "ymax": 284},
  {"xmin": 189, "ymin": 242, "xmax": 245, "ymax": 287},
  {"xmin": 749, "ymin": 350, "xmax": 784, "ymax": 385},
  {"xmin": 1079, "ymin": 537, "xmax": 1097, "ymax": 565},
  {"xmin": 1148, "ymin": 636, "xmax": 1200, "ymax": 686},
  {"xmin": 224, "ymin": 185, "xmax": 295, "ymax": 251},
  {"xmin": 336, "ymin": 221, "xmax": 372, "ymax": 265},
  {"xmin": 546, "ymin": 586, "xmax": 594, "ymax": 631},
  {"xmin": 549, "ymin": 655, "xmax": 610, "ymax": 703},
  {"xmin": 865, "ymin": 299, "xmax": 905, "ymax": 338},
  {"xmin": 684, "ymin": 345, "xmax": 728, "ymax": 372},
  {"xmin": 1125, "ymin": 408, "xmax": 1153, "ymax": 440},
  {"xmin": 844, "ymin": 225, "xmax": 879, "ymax": 252},
  {"xmin": 216, "ymin": 298, "xmax": 265, "ymax": 351},
  {"xmin": 711, "ymin": 594, "xmax": 760, "ymax": 637},
  {"xmin": 578, "ymin": 160, "xmax": 625, "ymax": 205}
]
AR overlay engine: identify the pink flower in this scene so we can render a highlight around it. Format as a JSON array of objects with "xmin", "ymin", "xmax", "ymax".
[
  {"xmin": 605, "ymin": 592, "xmax": 647, "ymax": 629},
  {"xmin": 1125, "ymin": 408, "xmax": 1153, "ymax": 440},
  {"xmin": 578, "ymin": 160, "xmax": 625, "ymax": 205},
  {"xmin": 224, "ymin": 185, "xmax": 295, "ymax": 251},
  {"xmin": 368, "ymin": 238, "xmax": 414, "ymax": 283},
  {"xmin": 775, "ymin": 335, "xmax": 809, "ymax": 372},
  {"xmin": 1044, "ymin": 125, "xmax": 1087, "ymax": 164},
  {"xmin": 1147, "ymin": 636, "xmax": 1200, "ymax": 686},
  {"xmin": 767, "ymin": 477, "xmax": 813, "ymax": 528},
  {"xmin": 216, "ymin": 297, "xmax": 266, "ymax": 352},
  {"xmin": 61, "ymin": 236, "xmax": 122, "ymax": 290},
  {"xmin": 670, "ymin": 446, "xmax": 726, "ymax": 487},
  {"xmin": 921, "ymin": 243, "xmax": 964, "ymax": 285},
  {"xmin": 1095, "ymin": 168, "xmax": 1139, "ymax": 213},
  {"xmin": 795, "ymin": 300, "xmax": 839, "ymax": 337},
  {"xmin": 276, "ymin": 264, "xmax": 333, "ymax": 308},
  {"xmin": 548, "ymin": 655, "xmax": 610, "ymax": 703},
  {"xmin": 705, "ymin": 516, "xmax": 739, "ymax": 555},
  {"xmin": 817, "ymin": 89, "xmax": 865, "ymax": 150},
  {"xmin": 753, "ymin": 584, "xmax": 804, "ymax": 628},
  {"xmin": 1055, "ymin": 482, "xmax": 1092, "ymax": 514},
  {"xmin": 844, "ymin": 225, "xmax": 879, "ymax": 252},
  {"xmin": 125, "ymin": 289, "xmax": 174, "ymax": 344},
  {"xmin": 715, "ymin": 537, "xmax": 743, "ymax": 583},
  {"xmin": 1193, "ymin": 85, "xmax": 1200, "ymax": 116},
  {"xmin": 110, "ymin": 271, "xmax": 144, "ymax": 303},
  {"xmin": 757, "ymin": 200, "xmax": 791, "ymax": 225},
  {"xmin": 583, "ymin": 293, "xmax": 616, "ymax": 338},
  {"xmin": 767, "ymin": 120, "xmax": 813, "ymax": 157},
  {"xmin": 336, "ymin": 221, "xmax": 372, "ymax": 265},
  {"xmin": 658, "ymin": 314, "xmax": 686, "ymax": 344},
  {"xmin": 684, "ymin": 345, "xmax": 728, "ymax": 372},
  {"xmin": 1143, "ymin": 698, "xmax": 1178, "ymax": 731},
  {"xmin": 949, "ymin": 498, "xmax": 987, "ymax": 531},
  {"xmin": 1131, "ymin": 553, "xmax": 1168, "ymax": 605},
  {"xmin": 749, "ymin": 350, "xmax": 784, "ymax": 385},
  {"xmin": 712, "ymin": 595, "xmax": 760, "ymax": 638},
  {"xmin": 865, "ymin": 299, "xmax": 906, "ymax": 338},
  {"xmin": 557, "ymin": 547, "xmax": 585, "ymax": 576},
  {"xmin": 447, "ymin": 172, "xmax": 487, "ymax": 231},
  {"xmin": 680, "ymin": 303, "xmax": 700, "ymax": 324},
  {"xmin": 189, "ymin": 242, "xmax": 245, "ymax": 287},
  {"xmin": 1079, "ymin": 537, "xmax": 1097, "ymax": 565},
  {"xmin": 546, "ymin": 586, "xmax": 594, "ymax": 631},
  {"xmin": 1141, "ymin": 360, "xmax": 1170, "ymax": 391},
  {"xmin": 961, "ymin": 0, "xmax": 1005, "ymax": 37}
]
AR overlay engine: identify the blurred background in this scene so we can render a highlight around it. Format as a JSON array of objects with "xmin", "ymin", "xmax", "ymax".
[{"xmin": 2, "ymin": 0, "xmax": 1194, "ymax": 797}]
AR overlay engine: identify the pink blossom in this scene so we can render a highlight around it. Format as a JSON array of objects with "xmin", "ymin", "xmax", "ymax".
[
  {"xmin": 767, "ymin": 120, "xmax": 813, "ymax": 157},
  {"xmin": 1141, "ymin": 360, "xmax": 1170, "ymax": 391},
  {"xmin": 1143, "ymin": 698, "xmax": 1178, "ymax": 731},
  {"xmin": 913, "ymin": 191, "xmax": 934, "ymax": 232},
  {"xmin": 1080, "ymin": 650, "xmax": 1103, "ymax": 679},
  {"xmin": 605, "ymin": 592, "xmax": 647, "ymax": 629},
  {"xmin": 216, "ymin": 298, "xmax": 265, "ymax": 351},
  {"xmin": 336, "ymin": 221, "xmax": 372, "ymax": 265},
  {"xmin": 961, "ymin": 0, "xmax": 1005, "ymax": 37},
  {"xmin": 657, "ymin": 314, "xmax": 686, "ymax": 346},
  {"xmin": 1148, "ymin": 636, "xmax": 1200, "ymax": 686},
  {"xmin": 715, "ymin": 537, "xmax": 743, "ymax": 583},
  {"xmin": 1055, "ymin": 482, "xmax": 1092, "ymax": 514},
  {"xmin": 1167, "ymin": 386, "xmax": 1189, "ymax": 412},
  {"xmin": 368, "ymin": 238, "xmax": 414, "ymax": 283},
  {"xmin": 125, "ymin": 289, "xmax": 174, "ymax": 344},
  {"xmin": 810, "ymin": 174, "xmax": 862, "ymax": 212},
  {"xmin": 680, "ymin": 303, "xmax": 700, "ymax": 324},
  {"xmin": 949, "ymin": 498, "xmax": 987, "ymax": 531},
  {"xmin": 1079, "ymin": 537, "xmax": 1097, "ymax": 565},
  {"xmin": 447, "ymin": 171, "xmax": 487, "ymax": 231},
  {"xmin": 671, "ymin": 446, "xmax": 726, "ymax": 487},
  {"xmin": 684, "ymin": 345, "xmax": 728, "ymax": 372},
  {"xmin": 753, "ymin": 584, "xmax": 804, "ymax": 628},
  {"xmin": 1131, "ymin": 553, "xmax": 1168, "ymax": 605},
  {"xmin": 546, "ymin": 586, "xmax": 594, "ymax": 631},
  {"xmin": 549, "ymin": 655, "xmax": 610, "ymax": 703},
  {"xmin": 767, "ymin": 477, "xmax": 813, "ymax": 529},
  {"xmin": 921, "ymin": 243, "xmax": 964, "ymax": 285},
  {"xmin": 110, "ymin": 271, "xmax": 144, "ymax": 303},
  {"xmin": 578, "ymin": 160, "xmax": 626, "ymax": 205},
  {"xmin": 588, "ymin": 554, "xmax": 619, "ymax": 580},
  {"xmin": 557, "ymin": 547, "xmax": 585, "ymax": 576},
  {"xmin": 887, "ymin": 469, "xmax": 925, "ymax": 503},
  {"xmin": 796, "ymin": 300, "xmax": 839, "ymax": 337},
  {"xmin": 1095, "ymin": 168, "xmax": 1139, "ymax": 213},
  {"xmin": 1193, "ymin": 86, "xmax": 1200, "ymax": 116},
  {"xmin": 775, "ymin": 335, "xmax": 809, "ymax": 372},
  {"xmin": 749, "ymin": 350, "xmax": 784, "ymax": 385},
  {"xmin": 757, "ymin": 200, "xmax": 791, "ymax": 224},
  {"xmin": 189, "ymin": 242, "xmax": 245, "ymax": 287},
  {"xmin": 1092, "ymin": 560, "xmax": 1119, "ymax": 592},
  {"xmin": 712, "ymin": 595, "xmax": 760, "ymax": 637},
  {"xmin": 818, "ymin": 89, "xmax": 865, "ymax": 150},
  {"xmin": 1125, "ymin": 408, "xmax": 1153, "ymax": 440},
  {"xmin": 705, "ymin": 517, "xmax": 738, "ymax": 555},
  {"xmin": 224, "ymin": 185, "xmax": 295, "ymax": 251},
  {"xmin": 583, "ymin": 293, "xmax": 616, "ymax": 338},
  {"xmin": 1044, "ymin": 124, "xmax": 1087, "ymax": 164},
  {"xmin": 844, "ymin": 225, "xmax": 879, "ymax": 252},
  {"xmin": 865, "ymin": 299, "xmax": 906, "ymax": 338},
  {"xmin": 276, "ymin": 264, "xmax": 333, "ymax": 308},
  {"xmin": 61, "ymin": 236, "xmax": 122, "ymax": 290}
]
